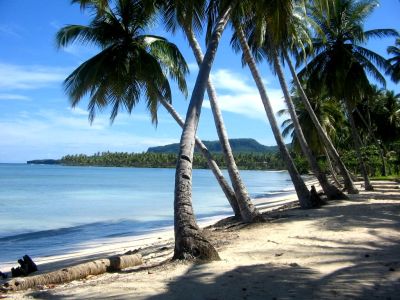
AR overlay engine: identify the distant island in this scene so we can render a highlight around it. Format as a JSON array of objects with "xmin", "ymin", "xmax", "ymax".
[
  {"xmin": 27, "ymin": 159, "xmax": 61, "ymax": 165},
  {"xmin": 27, "ymin": 139, "xmax": 290, "ymax": 170}
]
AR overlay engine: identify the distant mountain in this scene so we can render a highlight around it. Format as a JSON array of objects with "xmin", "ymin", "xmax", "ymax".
[{"xmin": 147, "ymin": 138, "xmax": 282, "ymax": 154}]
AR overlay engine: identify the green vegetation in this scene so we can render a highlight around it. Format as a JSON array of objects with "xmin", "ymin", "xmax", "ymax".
[{"xmin": 60, "ymin": 151, "xmax": 286, "ymax": 170}]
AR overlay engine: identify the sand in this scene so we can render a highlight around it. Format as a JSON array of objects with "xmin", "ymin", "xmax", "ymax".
[{"xmin": 1, "ymin": 180, "xmax": 399, "ymax": 299}]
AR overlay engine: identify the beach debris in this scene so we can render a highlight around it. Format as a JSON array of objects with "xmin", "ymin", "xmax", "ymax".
[
  {"xmin": 1, "ymin": 253, "xmax": 142, "ymax": 292},
  {"xmin": 124, "ymin": 248, "xmax": 140, "ymax": 255},
  {"xmin": 11, "ymin": 255, "xmax": 38, "ymax": 277}
]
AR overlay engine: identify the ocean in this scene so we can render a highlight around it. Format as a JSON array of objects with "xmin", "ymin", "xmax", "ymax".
[{"xmin": 0, "ymin": 164, "xmax": 294, "ymax": 268}]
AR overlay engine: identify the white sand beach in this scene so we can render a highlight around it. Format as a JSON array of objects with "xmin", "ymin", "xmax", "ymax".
[{"xmin": 1, "ymin": 180, "xmax": 399, "ymax": 299}]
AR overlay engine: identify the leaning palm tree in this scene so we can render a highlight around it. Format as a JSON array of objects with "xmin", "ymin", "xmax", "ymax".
[
  {"xmin": 278, "ymin": 91, "xmax": 348, "ymax": 184},
  {"xmin": 299, "ymin": 0, "xmax": 399, "ymax": 190},
  {"xmin": 159, "ymin": 0, "xmax": 261, "ymax": 222},
  {"xmin": 251, "ymin": 26, "xmax": 347, "ymax": 200},
  {"xmin": 278, "ymin": 91, "xmax": 346, "ymax": 156},
  {"xmin": 278, "ymin": 1, "xmax": 359, "ymax": 193},
  {"xmin": 387, "ymin": 38, "xmax": 400, "ymax": 83},
  {"xmin": 172, "ymin": 0, "xmax": 237, "ymax": 260},
  {"xmin": 65, "ymin": 0, "xmax": 242, "ymax": 219},
  {"xmin": 56, "ymin": 0, "xmax": 239, "ymax": 260},
  {"xmin": 230, "ymin": 1, "xmax": 313, "ymax": 208}
]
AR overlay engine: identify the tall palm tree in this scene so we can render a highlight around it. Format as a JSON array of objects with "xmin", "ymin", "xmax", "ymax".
[
  {"xmin": 237, "ymin": 0, "xmax": 356, "ymax": 194},
  {"xmin": 172, "ymin": 1, "xmax": 235, "ymax": 260},
  {"xmin": 65, "ymin": 0, "xmax": 242, "ymax": 218},
  {"xmin": 270, "ymin": 43, "xmax": 346, "ymax": 200},
  {"xmin": 56, "ymin": 0, "xmax": 239, "ymax": 260},
  {"xmin": 287, "ymin": 51, "xmax": 359, "ymax": 193},
  {"xmin": 387, "ymin": 38, "xmax": 400, "ymax": 83},
  {"xmin": 299, "ymin": 0, "xmax": 398, "ymax": 190},
  {"xmin": 159, "ymin": 0, "xmax": 261, "ymax": 222},
  {"xmin": 230, "ymin": 1, "xmax": 313, "ymax": 209},
  {"xmin": 278, "ymin": 2, "xmax": 359, "ymax": 193}
]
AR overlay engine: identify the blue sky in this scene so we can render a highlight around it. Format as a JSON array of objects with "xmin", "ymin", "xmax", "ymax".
[{"xmin": 0, "ymin": 0, "xmax": 399, "ymax": 163}]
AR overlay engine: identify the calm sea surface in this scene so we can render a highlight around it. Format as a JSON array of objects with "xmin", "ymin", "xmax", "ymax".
[{"xmin": 0, "ymin": 164, "xmax": 294, "ymax": 266}]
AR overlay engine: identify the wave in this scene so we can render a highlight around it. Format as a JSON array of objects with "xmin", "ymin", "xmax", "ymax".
[{"xmin": 251, "ymin": 189, "xmax": 294, "ymax": 199}]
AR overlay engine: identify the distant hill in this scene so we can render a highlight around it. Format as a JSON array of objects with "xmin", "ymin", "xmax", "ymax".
[{"xmin": 147, "ymin": 138, "xmax": 282, "ymax": 154}]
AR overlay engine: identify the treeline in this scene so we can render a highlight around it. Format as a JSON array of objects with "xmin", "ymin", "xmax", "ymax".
[
  {"xmin": 61, "ymin": 151, "xmax": 287, "ymax": 170},
  {"xmin": 61, "ymin": 142, "xmax": 400, "ymax": 175}
]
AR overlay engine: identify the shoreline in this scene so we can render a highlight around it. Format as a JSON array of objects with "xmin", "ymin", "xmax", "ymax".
[
  {"xmin": 2, "ymin": 180, "xmax": 399, "ymax": 299},
  {"xmin": 0, "ymin": 179, "xmax": 316, "ymax": 274}
]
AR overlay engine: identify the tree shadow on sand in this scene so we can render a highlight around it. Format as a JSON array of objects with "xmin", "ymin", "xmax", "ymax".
[{"xmin": 23, "ymin": 188, "xmax": 400, "ymax": 300}]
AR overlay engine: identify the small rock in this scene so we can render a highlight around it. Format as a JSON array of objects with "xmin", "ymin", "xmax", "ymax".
[
  {"xmin": 148, "ymin": 271, "xmax": 153, "ymax": 274},
  {"xmin": 365, "ymin": 254, "xmax": 370, "ymax": 258},
  {"xmin": 275, "ymin": 253, "xmax": 284, "ymax": 257},
  {"xmin": 289, "ymin": 263, "xmax": 299, "ymax": 267},
  {"xmin": 242, "ymin": 287, "xmax": 247, "ymax": 291},
  {"xmin": 389, "ymin": 267, "xmax": 395, "ymax": 272}
]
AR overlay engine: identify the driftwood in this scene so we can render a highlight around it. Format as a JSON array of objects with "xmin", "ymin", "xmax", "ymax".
[
  {"xmin": 11, "ymin": 255, "xmax": 38, "ymax": 277},
  {"xmin": 1, "ymin": 253, "xmax": 142, "ymax": 292}
]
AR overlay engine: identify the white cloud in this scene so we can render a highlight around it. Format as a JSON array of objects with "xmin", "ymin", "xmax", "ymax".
[
  {"xmin": 69, "ymin": 106, "xmax": 89, "ymax": 116},
  {"xmin": 187, "ymin": 62, "xmax": 199, "ymax": 73},
  {"xmin": 0, "ymin": 93, "xmax": 30, "ymax": 101},
  {"xmin": 0, "ymin": 63, "xmax": 71, "ymax": 90},
  {"xmin": 0, "ymin": 109, "xmax": 178, "ymax": 162},
  {"xmin": 210, "ymin": 69, "xmax": 255, "ymax": 94},
  {"xmin": 203, "ymin": 69, "xmax": 286, "ymax": 121},
  {"xmin": 0, "ymin": 24, "xmax": 22, "ymax": 38}
]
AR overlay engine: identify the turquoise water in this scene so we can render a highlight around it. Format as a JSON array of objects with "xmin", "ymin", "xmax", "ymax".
[{"xmin": 0, "ymin": 164, "xmax": 294, "ymax": 266}]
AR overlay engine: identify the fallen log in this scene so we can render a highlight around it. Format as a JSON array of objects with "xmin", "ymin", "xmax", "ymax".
[{"xmin": 1, "ymin": 253, "xmax": 142, "ymax": 292}]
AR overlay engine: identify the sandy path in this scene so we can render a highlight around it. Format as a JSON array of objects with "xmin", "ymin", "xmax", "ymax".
[{"xmin": 2, "ymin": 180, "xmax": 400, "ymax": 299}]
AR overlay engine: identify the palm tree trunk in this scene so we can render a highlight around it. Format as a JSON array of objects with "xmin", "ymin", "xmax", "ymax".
[
  {"xmin": 234, "ymin": 22, "xmax": 312, "ymax": 209},
  {"xmin": 160, "ymin": 98, "xmax": 240, "ymax": 217},
  {"xmin": 184, "ymin": 27, "xmax": 261, "ymax": 222},
  {"xmin": 324, "ymin": 147, "xmax": 342, "ymax": 187},
  {"xmin": 173, "ymin": 5, "xmax": 232, "ymax": 260},
  {"xmin": 283, "ymin": 50, "xmax": 359, "ymax": 194},
  {"xmin": 343, "ymin": 99, "xmax": 374, "ymax": 190},
  {"xmin": 2, "ymin": 254, "xmax": 142, "ymax": 292},
  {"xmin": 272, "ymin": 48, "xmax": 347, "ymax": 200}
]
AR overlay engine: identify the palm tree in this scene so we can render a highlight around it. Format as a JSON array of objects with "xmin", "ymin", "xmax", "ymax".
[
  {"xmin": 63, "ymin": 0, "xmax": 242, "ymax": 218},
  {"xmin": 278, "ymin": 90, "xmax": 348, "ymax": 184},
  {"xmin": 230, "ymin": 1, "xmax": 313, "ymax": 209},
  {"xmin": 299, "ymin": 0, "xmax": 398, "ymax": 190},
  {"xmin": 236, "ymin": 0, "xmax": 356, "ymax": 195},
  {"xmin": 159, "ymin": 0, "xmax": 261, "ymax": 222},
  {"xmin": 172, "ymin": 1, "xmax": 235, "ymax": 260},
  {"xmin": 56, "ymin": 0, "xmax": 239, "ymax": 260},
  {"xmin": 270, "ymin": 43, "xmax": 347, "ymax": 200},
  {"xmin": 278, "ymin": 91, "xmax": 345, "ymax": 156},
  {"xmin": 387, "ymin": 38, "xmax": 400, "ymax": 83}
]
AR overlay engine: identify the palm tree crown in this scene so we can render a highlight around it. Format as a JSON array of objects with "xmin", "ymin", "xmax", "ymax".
[
  {"xmin": 299, "ymin": 0, "xmax": 398, "ymax": 99},
  {"xmin": 56, "ymin": 0, "xmax": 188, "ymax": 124},
  {"xmin": 387, "ymin": 38, "xmax": 400, "ymax": 83}
]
